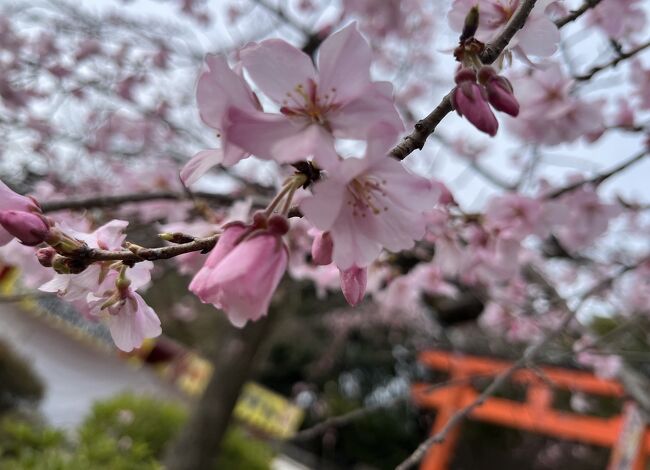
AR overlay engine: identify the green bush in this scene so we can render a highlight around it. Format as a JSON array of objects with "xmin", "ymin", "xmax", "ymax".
[
  {"xmin": 0, "ymin": 340, "xmax": 44, "ymax": 414},
  {"xmin": 78, "ymin": 393, "xmax": 186, "ymax": 460},
  {"xmin": 218, "ymin": 426, "xmax": 274, "ymax": 470},
  {"xmin": 0, "ymin": 392, "xmax": 273, "ymax": 469}
]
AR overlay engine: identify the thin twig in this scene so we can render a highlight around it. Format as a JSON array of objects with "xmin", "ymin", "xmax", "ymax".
[
  {"xmin": 574, "ymin": 39, "xmax": 650, "ymax": 81},
  {"xmin": 544, "ymin": 150, "xmax": 649, "ymax": 199},
  {"xmin": 40, "ymin": 191, "xmax": 258, "ymax": 213},
  {"xmin": 554, "ymin": 0, "xmax": 603, "ymax": 28},
  {"xmin": 389, "ymin": 0, "xmax": 538, "ymax": 161},
  {"xmin": 291, "ymin": 374, "xmax": 494, "ymax": 442},
  {"xmin": 479, "ymin": 0, "xmax": 539, "ymax": 64},
  {"xmin": 71, "ymin": 234, "xmax": 220, "ymax": 263}
]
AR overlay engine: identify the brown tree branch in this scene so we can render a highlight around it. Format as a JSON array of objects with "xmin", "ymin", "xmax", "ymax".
[
  {"xmin": 66, "ymin": 234, "xmax": 220, "ymax": 264},
  {"xmin": 544, "ymin": 149, "xmax": 649, "ymax": 199},
  {"xmin": 574, "ymin": 38, "xmax": 650, "ymax": 81},
  {"xmin": 40, "ymin": 190, "xmax": 262, "ymax": 213},
  {"xmin": 479, "ymin": 0, "xmax": 539, "ymax": 64},
  {"xmin": 390, "ymin": 0, "xmax": 538, "ymax": 161},
  {"xmin": 554, "ymin": 0, "xmax": 603, "ymax": 28},
  {"xmin": 290, "ymin": 374, "xmax": 495, "ymax": 442}
]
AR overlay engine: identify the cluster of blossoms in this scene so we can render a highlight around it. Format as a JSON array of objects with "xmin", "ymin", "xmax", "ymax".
[
  {"xmin": 507, "ymin": 63, "xmax": 605, "ymax": 145},
  {"xmin": 1, "ymin": 0, "xmax": 649, "ymax": 377},
  {"xmin": 185, "ymin": 23, "xmax": 439, "ymax": 321},
  {"xmin": 0, "ymin": 181, "xmax": 160, "ymax": 352}
]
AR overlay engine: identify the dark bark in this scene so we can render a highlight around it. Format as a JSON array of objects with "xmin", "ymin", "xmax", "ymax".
[{"xmin": 164, "ymin": 315, "xmax": 273, "ymax": 470}]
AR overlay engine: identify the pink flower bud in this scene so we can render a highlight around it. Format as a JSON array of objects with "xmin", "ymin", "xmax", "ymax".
[
  {"xmin": 0, "ymin": 210, "xmax": 50, "ymax": 246},
  {"xmin": 190, "ymin": 221, "xmax": 288, "ymax": 327},
  {"xmin": 311, "ymin": 231, "xmax": 333, "ymax": 266},
  {"xmin": 452, "ymin": 69, "xmax": 498, "ymax": 137},
  {"xmin": 189, "ymin": 223, "xmax": 247, "ymax": 299},
  {"xmin": 485, "ymin": 75, "xmax": 519, "ymax": 117},
  {"xmin": 36, "ymin": 247, "xmax": 57, "ymax": 267},
  {"xmin": 339, "ymin": 265, "xmax": 367, "ymax": 307}
]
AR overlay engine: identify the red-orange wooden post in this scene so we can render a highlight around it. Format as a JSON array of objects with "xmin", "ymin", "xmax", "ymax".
[
  {"xmin": 609, "ymin": 402, "xmax": 647, "ymax": 470},
  {"xmin": 420, "ymin": 367, "xmax": 466, "ymax": 470}
]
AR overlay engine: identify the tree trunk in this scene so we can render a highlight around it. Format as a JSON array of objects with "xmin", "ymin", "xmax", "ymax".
[{"xmin": 164, "ymin": 315, "xmax": 273, "ymax": 470}]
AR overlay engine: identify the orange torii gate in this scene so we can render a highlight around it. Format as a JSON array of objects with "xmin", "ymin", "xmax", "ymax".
[{"xmin": 412, "ymin": 350, "xmax": 649, "ymax": 470}]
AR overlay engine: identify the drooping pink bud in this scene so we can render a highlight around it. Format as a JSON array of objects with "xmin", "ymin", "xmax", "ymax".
[
  {"xmin": 190, "ymin": 217, "xmax": 289, "ymax": 328},
  {"xmin": 0, "ymin": 179, "xmax": 40, "ymax": 246},
  {"xmin": 452, "ymin": 69, "xmax": 498, "ymax": 136},
  {"xmin": 189, "ymin": 222, "xmax": 247, "ymax": 302},
  {"xmin": 339, "ymin": 265, "xmax": 367, "ymax": 307},
  {"xmin": 479, "ymin": 67, "xmax": 519, "ymax": 117},
  {"xmin": 0, "ymin": 210, "xmax": 50, "ymax": 246},
  {"xmin": 311, "ymin": 231, "xmax": 333, "ymax": 266}
]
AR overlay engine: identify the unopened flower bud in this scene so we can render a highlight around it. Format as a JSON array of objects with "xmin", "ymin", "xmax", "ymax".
[
  {"xmin": 36, "ymin": 247, "xmax": 57, "ymax": 267},
  {"xmin": 190, "ymin": 223, "xmax": 288, "ymax": 328},
  {"xmin": 483, "ymin": 71, "xmax": 519, "ymax": 117},
  {"xmin": 159, "ymin": 232, "xmax": 196, "ymax": 244},
  {"xmin": 0, "ymin": 210, "xmax": 50, "ymax": 246},
  {"xmin": 454, "ymin": 67, "xmax": 477, "ymax": 85},
  {"xmin": 477, "ymin": 65, "xmax": 497, "ymax": 84},
  {"xmin": 311, "ymin": 231, "xmax": 333, "ymax": 266},
  {"xmin": 340, "ymin": 265, "xmax": 367, "ymax": 307},
  {"xmin": 460, "ymin": 5, "xmax": 480, "ymax": 42},
  {"xmin": 452, "ymin": 74, "xmax": 499, "ymax": 137}
]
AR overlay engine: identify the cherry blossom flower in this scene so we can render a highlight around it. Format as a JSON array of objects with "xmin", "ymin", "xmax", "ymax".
[
  {"xmin": 507, "ymin": 63, "xmax": 605, "ymax": 145},
  {"xmin": 587, "ymin": 0, "xmax": 646, "ymax": 40},
  {"xmin": 0, "ymin": 240, "xmax": 52, "ymax": 288},
  {"xmin": 341, "ymin": 0, "xmax": 422, "ymax": 38},
  {"xmin": 551, "ymin": 187, "xmax": 621, "ymax": 252},
  {"xmin": 88, "ymin": 286, "xmax": 161, "ymax": 352},
  {"xmin": 484, "ymin": 194, "xmax": 544, "ymax": 240},
  {"xmin": 39, "ymin": 220, "xmax": 137, "ymax": 301},
  {"xmin": 225, "ymin": 23, "xmax": 403, "ymax": 169},
  {"xmin": 37, "ymin": 218, "xmax": 157, "ymax": 351},
  {"xmin": 448, "ymin": 0, "xmax": 561, "ymax": 59},
  {"xmin": 181, "ymin": 54, "xmax": 262, "ymax": 185},
  {"xmin": 409, "ymin": 263, "xmax": 458, "ymax": 298},
  {"xmin": 300, "ymin": 124, "xmax": 438, "ymax": 269}
]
